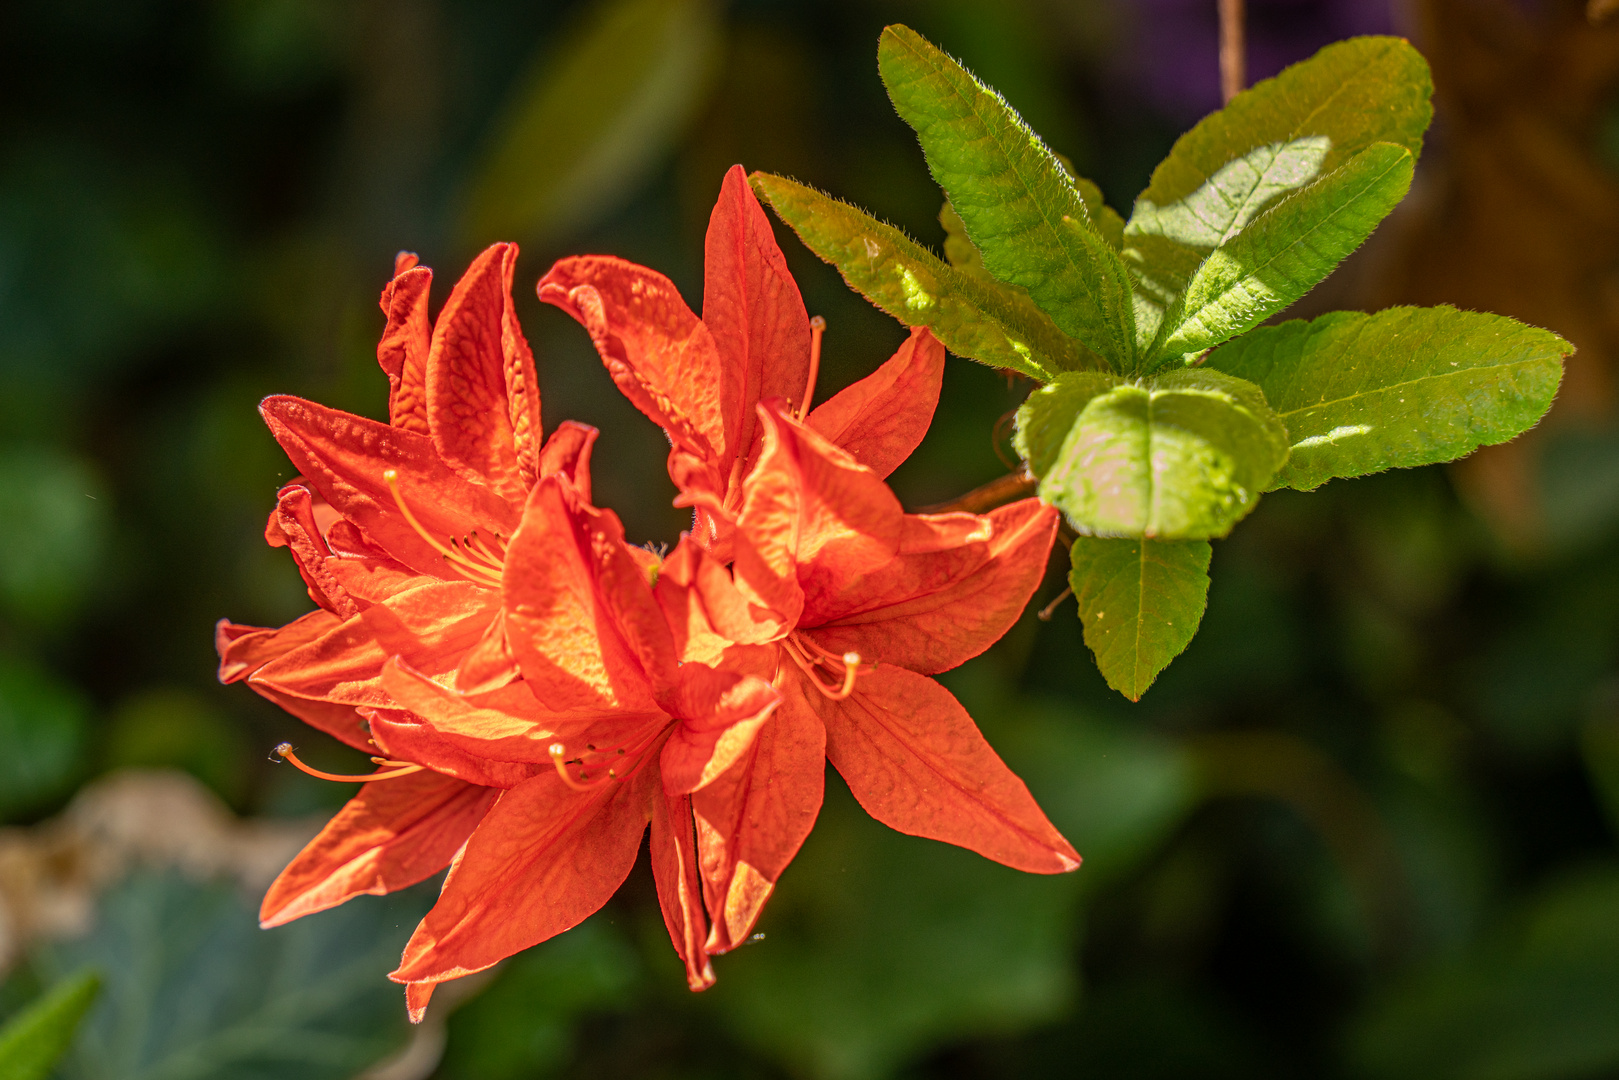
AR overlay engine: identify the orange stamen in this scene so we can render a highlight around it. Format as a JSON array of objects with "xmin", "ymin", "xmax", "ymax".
[
  {"xmin": 800, "ymin": 316, "xmax": 826, "ymax": 418},
  {"xmin": 274, "ymin": 743, "xmax": 425, "ymax": 782},
  {"xmin": 547, "ymin": 737, "xmax": 657, "ymax": 792},
  {"xmin": 782, "ymin": 635, "xmax": 863, "ymax": 700},
  {"xmin": 381, "ymin": 469, "xmax": 504, "ymax": 588}
]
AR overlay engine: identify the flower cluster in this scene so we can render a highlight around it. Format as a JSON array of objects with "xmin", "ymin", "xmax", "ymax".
[{"xmin": 219, "ymin": 166, "xmax": 1076, "ymax": 1020}]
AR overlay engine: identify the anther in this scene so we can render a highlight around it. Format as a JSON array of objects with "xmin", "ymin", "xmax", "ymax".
[
  {"xmin": 273, "ymin": 742, "xmax": 425, "ymax": 783},
  {"xmin": 800, "ymin": 316, "xmax": 827, "ymax": 418}
]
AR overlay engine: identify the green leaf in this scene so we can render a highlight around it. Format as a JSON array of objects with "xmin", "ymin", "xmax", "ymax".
[
  {"xmin": 1069, "ymin": 537, "xmax": 1213, "ymax": 700},
  {"xmin": 878, "ymin": 24, "xmax": 1136, "ymax": 368},
  {"xmin": 460, "ymin": 0, "xmax": 721, "ymax": 245},
  {"xmin": 37, "ymin": 870, "xmax": 430, "ymax": 1080},
  {"xmin": 0, "ymin": 971, "xmax": 100, "ymax": 1080},
  {"xmin": 1124, "ymin": 36, "xmax": 1431, "ymax": 346},
  {"xmin": 1150, "ymin": 142, "xmax": 1414, "ymax": 360},
  {"xmin": 752, "ymin": 173, "xmax": 1100, "ymax": 380},
  {"xmin": 1205, "ymin": 306, "xmax": 1571, "ymax": 491},
  {"xmin": 1019, "ymin": 369, "xmax": 1290, "ymax": 539}
]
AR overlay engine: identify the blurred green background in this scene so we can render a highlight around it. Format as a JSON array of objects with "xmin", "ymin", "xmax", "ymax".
[{"xmin": 4, "ymin": 0, "xmax": 1619, "ymax": 1077}]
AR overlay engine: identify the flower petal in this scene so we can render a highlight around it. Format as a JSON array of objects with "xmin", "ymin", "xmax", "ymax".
[
  {"xmin": 806, "ymin": 499, "xmax": 1058, "ymax": 674},
  {"xmin": 217, "ymin": 614, "xmax": 374, "ymax": 750},
  {"xmin": 806, "ymin": 327, "xmax": 945, "ymax": 479},
  {"xmin": 703, "ymin": 164, "xmax": 813, "ymax": 478},
  {"xmin": 503, "ymin": 478, "xmax": 673, "ymax": 711},
  {"xmin": 389, "ymin": 768, "xmax": 653, "ymax": 986},
  {"xmin": 260, "ymin": 396, "xmax": 518, "ymax": 578},
  {"xmin": 537, "ymin": 420, "xmax": 598, "ymax": 504},
  {"xmin": 659, "ymin": 666, "xmax": 780, "ymax": 794},
  {"xmin": 732, "ymin": 405, "xmax": 904, "ymax": 624},
  {"xmin": 538, "ymin": 256, "xmax": 726, "ymax": 467},
  {"xmin": 424, "ymin": 243, "xmax": 537, "ymax": 501},
  {"xmin": 377, "ymin": 259, "xmax": 432, "ymax": 435},
  {"xmin": 250, "ymin": 580, "xmax": 500, "ymax": 710},
  {"xmin": 650, "ymin": 789, "xmax": 716, "ymax": 990},
  {"xmin": 691, "ymin": 680, "xmax": 825, "ymax": 953},
  {"xmin": 259, "ymin": 769, "xmax": 497, "ymax": 928},
  {"xmin": 365, "ymin": 708, "xmax": 547, "ymax": 789},
  {"xmin": 815, "ymin": 664, "xmax": 1079, "ymax": 874}
]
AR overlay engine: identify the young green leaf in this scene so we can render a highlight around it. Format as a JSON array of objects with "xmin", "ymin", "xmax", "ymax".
[
  {"xmin": 752, "ymin": 173, "xmax": 1101, "ymax": 380},
  {"xmin": 1069, "ymin": 537, "xmax": 1212, "ymax": 700},
  {"xmin": 1205, "ymin": 305, "xmax": 1572, "ymax": 491},
  {"xmin": 0, "ymin": 971, "xmax": 100, "ymax": 1080},
  {"xmin": 1020, "ymin": 369, "xmax": 1289, "ymax": 539},
  {"xmin": 1124, "ymin": 36, "xmax": 1431, "ymax": 341},
  {"xmin": 878, "ymin": 25, "xmax": 1137, "ymax": 368},
  {"xmin": 1150, "ymin": 143, "xmax": 1415, "ymax": 360}
]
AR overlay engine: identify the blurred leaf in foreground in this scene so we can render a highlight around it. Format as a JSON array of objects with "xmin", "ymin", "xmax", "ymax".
[
  {"xmin": 0, "ymin": 971, "xmax": 99, "ymax": 1080},
  {"xmin": 35, "ymin": 870, "xmax": 430, "ymax": 1080},
  {"xmin": 1352, "ymin": 866, "xmax": 1619, "ymax": 1080},
  {"xmin": 460, "ymin": 0, "xmax": 722, "ymax": 247},
  {"xmin": 0, "ymin": 654, "xmax": 90, "ymax": 821}
]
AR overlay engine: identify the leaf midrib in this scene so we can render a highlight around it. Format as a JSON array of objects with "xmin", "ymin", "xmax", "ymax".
[{"xmin": 1272, "ymin": 354, "xmax": 1553, "ymax": 426}]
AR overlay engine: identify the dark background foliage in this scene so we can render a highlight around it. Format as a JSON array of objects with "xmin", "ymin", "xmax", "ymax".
[{"xmin": 4, "ymin": 0, "xmax": 1619, "ymax": 1077}]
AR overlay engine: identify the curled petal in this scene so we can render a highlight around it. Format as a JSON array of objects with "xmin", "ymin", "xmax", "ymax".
[
  {"xmin": 814, "ymin": 664, "xmax": 1079, "ymax": 875},
  {"xmin": 365, "ymin": 708, "xmax": 546, "ymax": 790},
  {"xmin": 424, "ymin": 242, "xmax": 537, "ymax": 501},
  {"xmin": 260, "ymin": 396, "xmax": 518, "ymax": 578},
  {"xmin": 806, "ymin": 499, "xmax": 1059, "ymax": 674},
  {"xmin": 537, "ymin": 420, "xmax": 599, "ymax": 503},
  {"xmin": 538, "ymin": 257, "xmax": 726, "ymax": 465},
  {"xmin": 660, "ymin": 667, "xmax": 780, "ymax": 794},
  {"xmin": 651, "ymin": 789, "xmax": 715, "ymax": 990},
  {"xmin": 807, "ymin": 326, "xmax": 945, "ymax": 479},
  {"xmin": 260, "ymin": 769, "xmax": 496, "ymax": 928},
  {"xmin": 378, "ymin": 261, "xmax": 432, "ymax": 435}
]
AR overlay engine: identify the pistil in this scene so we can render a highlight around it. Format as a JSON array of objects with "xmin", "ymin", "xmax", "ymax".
[
  {"xmin": 799, "ymin": 316, "xmax": 826, "ymax": 418},
  {"xmin": 781, "ymin": 633, "xmax": 866, "ymax": 700}
]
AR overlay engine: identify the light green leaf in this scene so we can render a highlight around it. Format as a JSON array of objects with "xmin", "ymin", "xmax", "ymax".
[
  {"xmin": 1012, "ymin": 372, "xmax": 1120, "ymax": 477},
  {"xmin": 1124, "ymin": 36, "xmax": 1431, "ymax": 344},
  {"xmin": 460, "ymin": 0, "xmax": 721, "ymax": 245},
  {"xmin": 1069, "ymin": 537, "xmax": 1212, "ymax": 700},
  {"xmin": 1150, "ymin": 142, "xmax": 1415, "ymax": 360},
  {"xmin": 878, "ymin": 24, "xmax": 1136, "ymax": 368},
  {"xmin": 752, "ymin": 173, "xmax": 1100, "ymax": 380},
  {"xmin": 0, "ymin": 971, "xmax": 100, "ymax": 1080},
  {"xmin": 1205, "ymin": 306, "xmax": 1571, "ymax": 491},
  {"xmin": 1019, "ymin": 369, "xmax": 1290, "ymax": 539}
]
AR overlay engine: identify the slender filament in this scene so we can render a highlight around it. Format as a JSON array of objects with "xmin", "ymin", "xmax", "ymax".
[
  {"xmin": 381, "ymin": 468, "xmax": 504, "ymax": 588},
  {"xmin": 800, "ymin": 316, "xmax": 826, "ymax": 418},
  {"xmin": 547, "ymin": 735, "xmax": 658, "ymax": 791},
  {"xmin": 782, "ymin": 635, "xmax": 864, "ymax": 700},
  {"xmin": 274, "ymin": 743, "xmax": 425, "ymax": 782}
]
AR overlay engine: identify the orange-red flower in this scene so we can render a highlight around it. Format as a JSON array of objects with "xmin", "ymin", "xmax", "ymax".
[
  {"xmin": 538, "ymin": 166, "xmax": 1079, "ymax": 955},
  {"xmin": 539, "ymin": 165, "xmax": 946, "ymax": 561},
  {"xmin": 217, "ymin": 244, "xmax": 598, "ymax": 1016},
  {"xmin": 374, "ymin": 474, "xmax": 781, "ymax": 1000}
]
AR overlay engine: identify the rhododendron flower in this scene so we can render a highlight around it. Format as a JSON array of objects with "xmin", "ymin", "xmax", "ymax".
[
  {"xmin": 376, "ymin": 474, "xmax": 782, "ymax": 1002},
  {"xmin": 539, "ymin": 165, "xmax": 946, "ymax": 561},
  {"xmin": 216, "ymin": 244, "xmax": 598, "ymax": 1015},
  {"xmin": 538, "ymin": 166, "xmax": 1078, "ymax": 954}
]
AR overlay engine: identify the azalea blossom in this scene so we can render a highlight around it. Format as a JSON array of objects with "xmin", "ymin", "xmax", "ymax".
[
  {"xmin": 538, "ymin": 166, "xmax": 1079, "ymax": 955},
  {"xmin": 217, "ymin": 244, "xmax": 599, "ymax": 1016}
]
